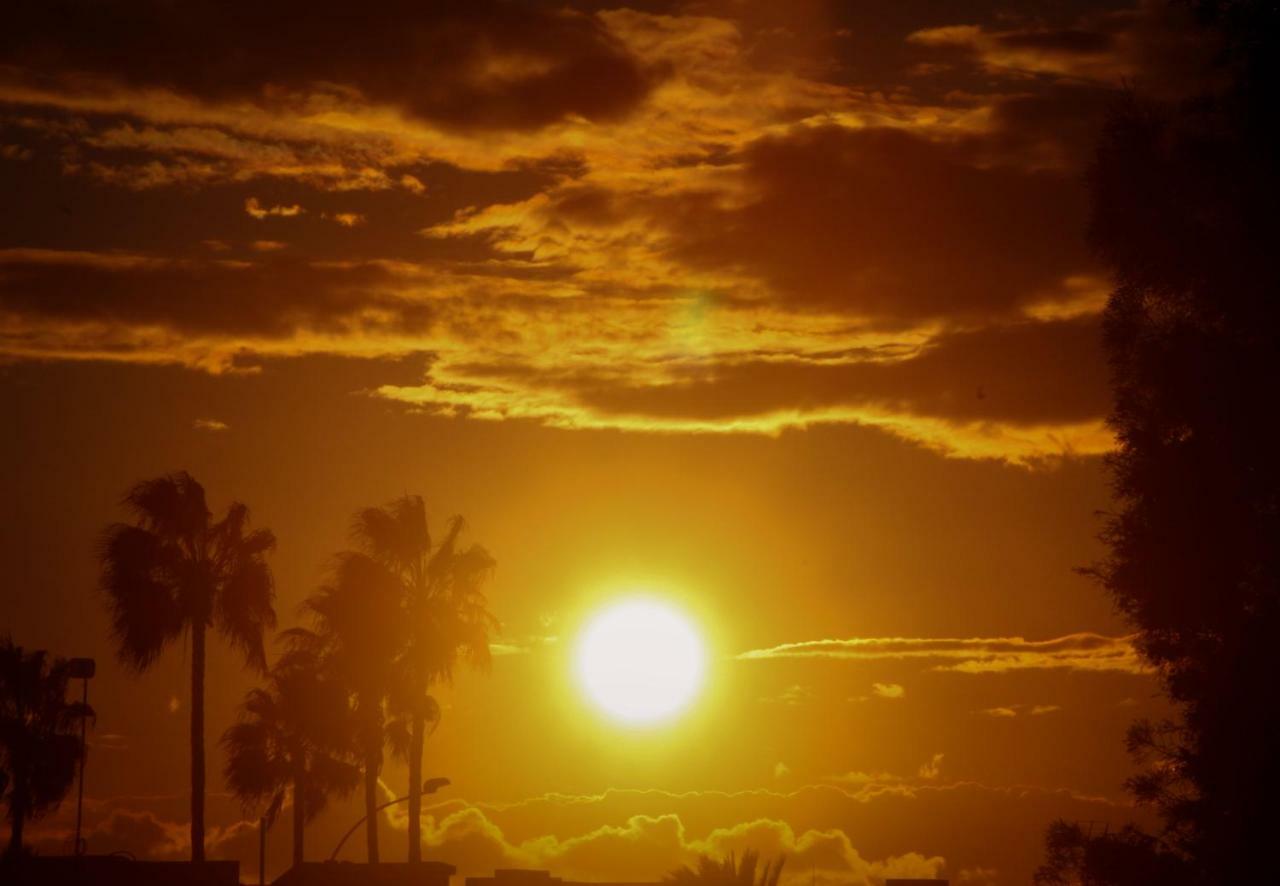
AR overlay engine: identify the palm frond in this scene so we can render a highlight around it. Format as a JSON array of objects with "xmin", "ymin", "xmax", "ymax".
[
  {"xmin": 97, "ymin": 524, "xmax": 184, "ymax": 671},
  {"xmin": 122, "ymin": 472, "xmax": 210, "ymax": 541},
  {"xmin": 665, "ymin": 852, "xmax": 784, "ymax": 886},
  {"xmin": 426, "ymin": 515, "xmax": 464, "ymax": 583},
  {"xmin": 302, "ymin": 753, "xmax": 360, "ymax": 822},
  {"xmin": 215, "ymin": 556, "xmax": 276, "ymax": 673},
  {"xmin": 352, "ymin": 496, "xmax": 430, "ymax": 569}
]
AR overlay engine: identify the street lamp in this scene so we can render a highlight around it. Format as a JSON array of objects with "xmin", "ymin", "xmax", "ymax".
[
  {"xmin": 66, "ymin": 657, "xmax": 95, "ymax": 856},
  {"xmin": 328, "ymin": 778, "xmax": 451, "ymax": 862}
]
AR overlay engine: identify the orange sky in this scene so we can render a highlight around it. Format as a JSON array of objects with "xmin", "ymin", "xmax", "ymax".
[{"xmin": 0, "ymin": 1, "xmax": 1206, "ymax": 882}]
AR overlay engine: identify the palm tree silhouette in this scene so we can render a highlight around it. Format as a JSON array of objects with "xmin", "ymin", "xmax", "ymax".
[
  {"xmin": 98, "ymin": 472, "xmax": 276, "ymax": 862},
  {"xmin": 666, "ymin": 852, "xmax": 786, "ymax": 886},
  {"xmin": 284, "ymin": 552, "xmax": 412, "ymax": 863},
  {"xmin": 0, "ymin": 638, "xmax": 92, "ymax": 858},
  {"xmin": 350, "ymin": 496, "xmax": 495, "ymax": 862},
  {"xmin": 222, "ymin": 651, "xmax": 359, "ymax": 867}
]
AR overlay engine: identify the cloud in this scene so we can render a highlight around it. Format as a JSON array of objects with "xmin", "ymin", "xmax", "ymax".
[
  {"xmin": 0, "ymin": 5, "xmax": 1132, "ymax": 465},
  {"xmin": 907, "ymin": 1, "xmax": 1219, "ymax": 96},
  {"xmin": 979, "ymin": 703, "xmax": 1062, "ymax": 718},
  {"xmin": 758, "ymin": 684, "xmax": 814, "ymax": 705},
  {"xmin": 326, "ymin": 212, "xmax": 366, "ymax": 227},
  {"xmin": 192, "ymin": 418, "xmax": 229, "ymax": 432},
  {"xmin": 665, "ymin": 124, "xmax": 1093, "ymax": 321},
  {"xmin": 398, "ymin": 806, "xmax": 945, "ymax": 886},
  {"xmin": 981, "ymin": 706, "xmax": 1018, "ymax": 718},
  {"xmin": 374, "ymin": 314, "xmax": 1112, "ymax": 463},
  {"xmin": 737, "ymin": 633, "xmax": 1148, "ymax": 674},
  {"xmin": 31, "ymin": 807, "xmax": 255, "ymax": 861},
  {"xmin": 871, "ymin": 683, "xmax": 905, "ymax": 699},
  {"xmin": 245, "ymin": 197, "xmax": 304, "ymax": 219},
  {"xmin": 0, "ymin": 249, "xmax": 435, "ymax": 356},
  {"xmin": 0, "ymin": 1, "xmax": 659, "ymax": 132}
]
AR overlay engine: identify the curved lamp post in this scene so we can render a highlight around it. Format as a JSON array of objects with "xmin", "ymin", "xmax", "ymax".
[{"xmin": 328, "ymin": 777, "xmax": 451, "ymax": 862}]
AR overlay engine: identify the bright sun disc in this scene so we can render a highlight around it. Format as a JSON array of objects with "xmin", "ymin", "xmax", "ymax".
[{"xmin": 574, "ymin": 598, "xmax": 706, "ymax": 725}]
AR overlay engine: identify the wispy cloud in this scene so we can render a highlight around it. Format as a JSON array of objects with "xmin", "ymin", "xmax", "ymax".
[
  {"xmin": 244, "ymin": 197, "xmax": 304, "ymax": 219},
  {"xmin": 758, "ymin": 684, "xmax": 814, "ymax": 705},
  {"xmin": 979, "ymin": 703, "xmax": 1062, "ymax": 718},
  {"xmin": 737, "ymin": 633, "xmax": 1147, "ymax": 674},
  {"xmin": 192, "ymin": 418, "xmax": 229, "ymax": 432}
]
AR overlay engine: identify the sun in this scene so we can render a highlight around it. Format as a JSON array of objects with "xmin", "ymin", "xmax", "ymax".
[{"xmin": 574, "ymin": 597, "xmax": 707, "ymax": 725}]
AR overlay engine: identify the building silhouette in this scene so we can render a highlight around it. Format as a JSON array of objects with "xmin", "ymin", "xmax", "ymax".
[{"xmin": 466, "ymin": 869, "xmax": 660, "ymax": 886}]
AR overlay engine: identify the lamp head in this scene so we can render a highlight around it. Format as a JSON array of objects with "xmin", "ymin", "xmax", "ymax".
[
  {"xmin": 421, "ymin": 777, "xmax": 450, "ymax": 795},
  {"xmin": 67, "ymin": 658, "xmax": 96, "ymax": 680}
]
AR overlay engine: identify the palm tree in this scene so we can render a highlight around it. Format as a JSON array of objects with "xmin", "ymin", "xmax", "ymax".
[
  {"xmin": 351, "ymin": 496, "xmax": 496, "ymax": 862},
  {"xmin": 0, "ymin": 639, "xmax": 92, "ymax": 858},
  {"xmin": 222, "ymin": 651, "xmax": 359, "ymax": 867},
  {"xmin": 98, "ymin": 471, "xmax": 276, "ymax": 862},
  {"xmin": 666, "ymin": 852, "xmax": 786, "ymax": 886},
  {"xmin": 283, "ymin": 552, "xmax": 408, "ymax": 863}
]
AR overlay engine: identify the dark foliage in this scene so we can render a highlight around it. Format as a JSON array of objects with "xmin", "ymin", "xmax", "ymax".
[
  {"xmin": 0, "ymin": 639, "xmax": 92, "ymax": 858},
  {"xmin": 222, "ymin": 650, "xmax": 359, "ymax": 866},
  {"xmin": 348, "ymin": 496, "xmax": 496, "ymax": 863},
  {"xmin": 1035, "ymin": 821, "xmax": 1192, "ymax": 886},
  {"xmin": 1048, "ymin": 1, "xmax": 1280, "ymax": 882},
  {"xmin": 667, "ymin": 852, "xmax": 785, "ymax": 886},
  {"xmin": 98, "ymin": 471, "xmax": 276, "ymax": 862},
  {"xmin": 283, "ymin": 551, "xmax": 426, "ymax": 863}
]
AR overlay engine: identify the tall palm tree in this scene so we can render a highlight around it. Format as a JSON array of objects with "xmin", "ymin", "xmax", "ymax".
[
  {"xmin": 351, "ymin": 496, "xmax": 496, "ymax": 862},
  {"xmin": 283, "ymin": 552, "xmax": 407, "ymax": 863},
  {"xmin": 0, "ymin": 638, "xmax": 92, "ymax": 858},
  {"xmin": 222, "ymin": 651, "xmax": 359, "ymax": 867},
  {"xmin": 666, "ymin": 852, "xmax": 786, "ymax": 886},
  {"xmin": 98, "ymin": 472, "xmax": 276, "ymax": 862}
]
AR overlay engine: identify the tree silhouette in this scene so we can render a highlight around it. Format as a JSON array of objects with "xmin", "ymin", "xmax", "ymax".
[
  {"xmin": 350, "ymin": 496, "xmax": 495, "ymax": 862},
  {"xmin": 98, "ymin": 471, "xmax": 276, "ymax": 862},
  {"xmin": 0, "ymin": 638, "xmax": 91, "ymax": 858},
  {"xmin": 1050, "ymin": 1, "xmax": 1280, "ymax": 882},
  {"xmin": 222, "ymin": 651, "xmax": 359, "ymax": 867},
  {"xmin": 284, "ymin": 552, "xmax": 416, "ymax": 863},
  {"xmin": 666, "ymin": 852, "xmax": 785, "ymax": 886},
  {"xmin": 1035, "ymin": 821, "xmax": 1190, "ymax": 886}
]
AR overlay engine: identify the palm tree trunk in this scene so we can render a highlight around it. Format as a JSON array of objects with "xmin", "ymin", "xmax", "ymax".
[
  {"xmin": 6, "ymin": 796, "xmax": 24, "ymax": 858},
  {"xmin": 191, "ymin": 620, "xmax": 206, "ymax": 863},
  {"xmin": 292, "ymin": 769, "xmax": 305, "ymax": 868},
  {"xmin": 364, "ymin": 749, "xmax": 380, "ymax": 863},
  {"xmin": 407, "ymin": 711, "xmax": 423, "ymax": 863}
]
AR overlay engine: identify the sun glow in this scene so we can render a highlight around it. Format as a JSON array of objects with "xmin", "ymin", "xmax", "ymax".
[{"xmin": 574, "ymin": 598, "xmax": 707, "ymax": 725}]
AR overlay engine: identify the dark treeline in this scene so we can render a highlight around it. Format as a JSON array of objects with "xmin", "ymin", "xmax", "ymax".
[
  {"xmin": 2, "ymin": 471, "xmax": 495, "ymax": 866},
  {"xmin": 0, "ymin": 641, "xmax": 93, "ymax": 857},
  {"xmin": 1036, "ymin": 1, "xmax": 1280, "ymax": 884}
]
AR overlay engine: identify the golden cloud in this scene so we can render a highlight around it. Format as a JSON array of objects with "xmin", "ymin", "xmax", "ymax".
[
  {"xmin": 385, "ymin": 805, "xmax": 945, "ymax": 886},
  {"xmin": 0, "ymin": 6, "xmax": 1139, "ymax": 464},
  {"xmin": 737, "ymin": 633, "xmax": 1148, "ymax": 674}
]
